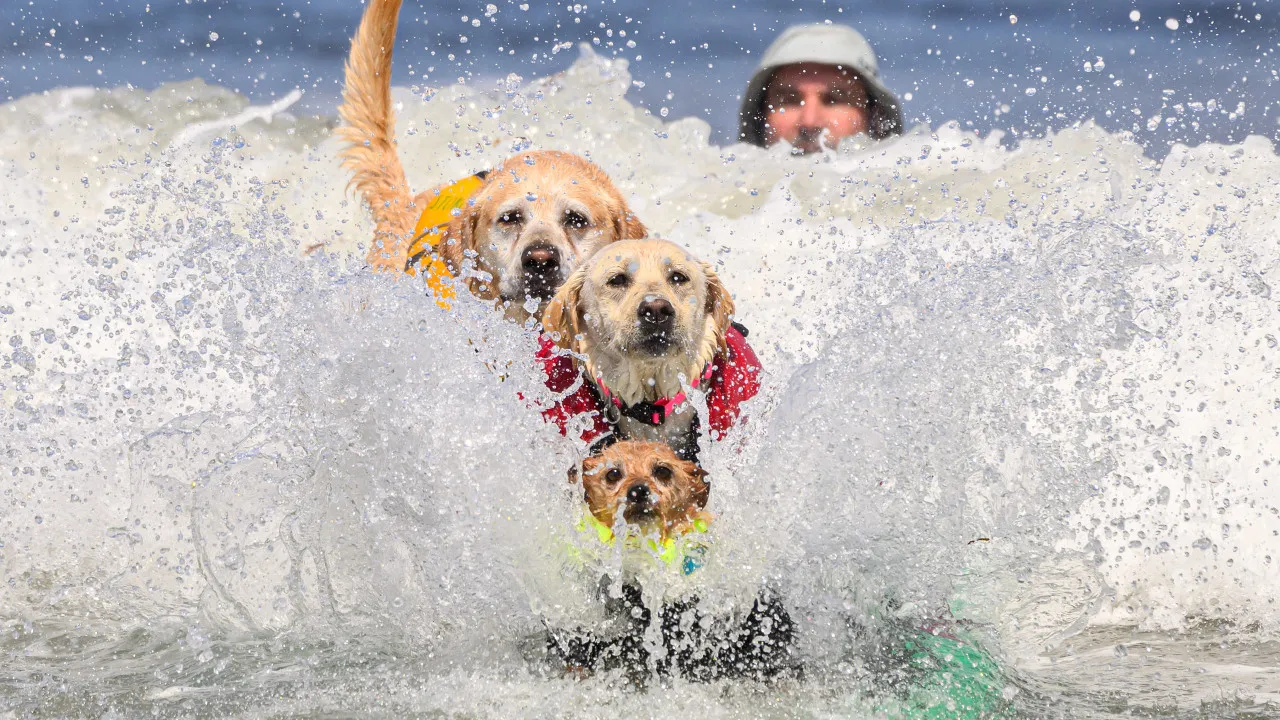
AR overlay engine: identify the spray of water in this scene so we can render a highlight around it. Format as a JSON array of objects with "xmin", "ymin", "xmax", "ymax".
[{"xmin": 2, "ymin": 48, "xmax": 1278, "ymax": 716}]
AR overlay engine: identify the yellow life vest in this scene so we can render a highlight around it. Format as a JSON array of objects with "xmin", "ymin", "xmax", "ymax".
[
  {"xmin": 404, "ymin": 171, "xmax": 488, "ymax": 307},
  {"xmin": 575, "ymin": 510, "xmax": 711, "ymax": 576}
]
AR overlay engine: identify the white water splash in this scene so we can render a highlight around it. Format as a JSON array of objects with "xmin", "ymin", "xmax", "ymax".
[{"xmin": 2, "ymin": 46, "xmax": 1278, "ymax": 715}]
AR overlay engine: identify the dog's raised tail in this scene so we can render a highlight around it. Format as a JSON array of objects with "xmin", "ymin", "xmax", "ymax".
[{"xmin": 337, "ymin": 0, "xmax": 415, "ymax": 270}]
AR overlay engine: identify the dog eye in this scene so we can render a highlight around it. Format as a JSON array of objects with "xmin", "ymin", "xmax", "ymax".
[
  {"xmin": 606, "ymin": 273, "xmax": 630, "ymax": 288},
  {"xmin": 563, "ymin": 210, "xmax": 590, "ymax": 229},
  {"xmin": 498, "ymin": 210, "xmax": 523, "ymax": 225},
  {"xmin": 669, "ymin": 271, "xmax": 689, "ymax": 285},
  {"xmin": 605, "ymin": 468, "xmax": 624, "ymax": 484},
  {"xmin": 652, "ymin": 465, "xmax": 673, "ymax": 483}
]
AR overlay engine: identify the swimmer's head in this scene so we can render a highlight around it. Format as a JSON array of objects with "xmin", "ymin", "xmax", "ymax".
[
  {"xmin": 739, "ymin": 24, "xmax": 904, "ymax": 153},
  {"xmin": 761, "ymin": 63, "xmax": 871, "ymax": 154}
]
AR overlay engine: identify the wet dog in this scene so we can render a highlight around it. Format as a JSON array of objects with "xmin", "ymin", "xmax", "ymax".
[
  {"xmin": 336, "ymin": 0, "xmax": 646, "ymax": 323},
  {"xmin": 575, "ymin": 440, "xmax": 711, "ymax": 544},
  {"xmin": 546, "ymin": 440, "xmax": 797, "ymax": 682},
  {"xmin": 539, "ymin": 239, "xmax": 760, "ymax": 461},
  {"xmin": 429, "ymin": 152, "xmax": 646, "ymax": 323}
]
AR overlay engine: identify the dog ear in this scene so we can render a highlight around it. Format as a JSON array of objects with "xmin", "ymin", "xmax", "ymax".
[
  {"xmin": 612, "ymin": 207, "xmax": 647, "ymax": 240},
  {"xmin": 438, "ymin": 202, "xmax": 493, "ymax": 298},
  {"xmin": 700, "ymin": 260, "xmax": 736, "ymax": 348},
  {"xmin": 541, "ymin": 266, "xmax": 587, "ymax": 350},
  {"xmin": 687, "ymin": 462, "xmax": 711, "ymax": 509},
  {"xmin": 575, "ymin": 455, "xmax": 605, "ymax": 504}
]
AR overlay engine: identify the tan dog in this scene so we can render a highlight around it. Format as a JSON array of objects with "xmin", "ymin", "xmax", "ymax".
[
  {"xmin": 336, "ymin": 0, "xmax": 645, "ymax": 323},
  {"xmin": 435, "ymin": 152, "xmax": 646, "ymax": 321},
  {"xmin": 574, "ymin": 441, "xmax": 711, "ymax": 542},
  {"xmin": 542, "ymin": 239, "xmax": 751, "ymax": 459}
]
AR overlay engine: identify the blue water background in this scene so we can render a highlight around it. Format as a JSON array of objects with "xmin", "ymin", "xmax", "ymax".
[{"xmin": 2, "ymin": 0, "xmax": 1277, "ymax": 153}]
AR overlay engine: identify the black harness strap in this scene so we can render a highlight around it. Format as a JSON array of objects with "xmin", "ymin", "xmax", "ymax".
[
  {"xmin": 580, "ymin": 320, "xmax": 755, "ymax": 465},
  {"xmin": 585, "ymin": 373, "xmax": 702, "ymax": 465}
]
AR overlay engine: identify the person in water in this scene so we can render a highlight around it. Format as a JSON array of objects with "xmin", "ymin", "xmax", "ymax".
[{"xmin": 738, "ymin": 23, "xmax": 904, "ymax": 153}]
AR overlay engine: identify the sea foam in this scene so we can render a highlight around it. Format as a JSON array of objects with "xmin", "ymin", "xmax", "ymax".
[{"xmin": 2, "ymin": 47, "xmax": 1278, "ymax": 708}]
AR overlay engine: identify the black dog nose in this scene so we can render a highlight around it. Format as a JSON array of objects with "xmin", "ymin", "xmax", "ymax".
[
  {"xmin": 637, "ymin": 298, "xmax": 675, "ymax": 326},
  {"xmin": 626, "ymin": 484, "xmax": 651, "ymax": 505},
  {"xmin": 521, "ymin": 245, "xmax": 559, "ymax": 274}
]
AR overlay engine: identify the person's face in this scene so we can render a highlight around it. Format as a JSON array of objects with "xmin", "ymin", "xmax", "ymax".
[{"xmin": 762, "ymin": 63, "xmax": 871, "ymax": 154}]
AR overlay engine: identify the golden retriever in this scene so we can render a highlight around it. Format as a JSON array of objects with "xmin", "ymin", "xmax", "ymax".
[
  {"xmin": 573, "ymin": 440, "xmax": 711, "ymax": 543},
  {"xmin": 542, "ymin": 239, "xmax": 754, "ymax": 460},
  {"xmin": 335, "ymin": 0, "xmax": 646, "ymax": 323}
]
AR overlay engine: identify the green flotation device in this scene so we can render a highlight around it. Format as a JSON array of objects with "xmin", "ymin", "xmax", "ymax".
[{"xmin": 876, "ymin": 628, "xmax": 1014, "ymax": 719}]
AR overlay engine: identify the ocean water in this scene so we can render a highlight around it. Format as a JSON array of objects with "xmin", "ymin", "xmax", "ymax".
[
  {"xmin": 2, "ymin": 3, "xmax": 1280, "ymax": 719},
  {"xmin": 3, "ymin": 0, "xmax": 1280, "ymax": 152}
]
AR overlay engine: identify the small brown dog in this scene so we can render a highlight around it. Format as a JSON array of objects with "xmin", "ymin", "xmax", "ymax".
[
  {"xmin": 541, "ymin": 239, "xmax": 760, "ymax": 460},
  {"xmin": 574, "ymin": 440, "xmax": 711, "ymax": 543},
  {"xmin": 552, "ymin": 440, "xmax": 798, "ymax": 682},
  {"xmin": 336, "ymin": 0, "xmax": 646, "ymax": 323}
]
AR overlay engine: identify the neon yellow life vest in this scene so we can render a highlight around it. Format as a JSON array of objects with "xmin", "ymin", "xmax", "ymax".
[
  {"xmin": 575, "ymin": 510, "xmax": 711, "ymax": 576},
  {"xmin": 404, "ymin": 172, "xmax": 488, "ymax": 308}
]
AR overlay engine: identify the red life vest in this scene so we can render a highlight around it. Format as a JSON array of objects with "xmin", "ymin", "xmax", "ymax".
[{"xmin": 535, "ymin": 324, "xmax": 762, "ymax": 445}]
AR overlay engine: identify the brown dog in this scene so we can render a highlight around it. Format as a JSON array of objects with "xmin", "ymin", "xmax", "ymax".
[
  {"xmin": 336, "ymin": 0, "xmax": 646, "ymax": 323},
  {"xmin": 574, "ymin": 441, "xmax": 711, "ymax": 543},
  {"xmin": 541, "ymin": 238, "xmax": 759, "ymax": 460}
]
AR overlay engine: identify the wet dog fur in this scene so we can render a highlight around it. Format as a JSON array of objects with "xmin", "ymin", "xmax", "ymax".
[
  {"xmin": 573, "ymin": 440, "xmax": 711, "ymax": 543},
  {"xmin": 436, "ymin": 152, "xmax": 646, "ymax": 323},
  {"xmin": 541, "ymin": 239, "xmax": 735, "ymax": 456},
  {"xmin": 336, "ymin": 0, "xmax": 646, "ymax": 323}
]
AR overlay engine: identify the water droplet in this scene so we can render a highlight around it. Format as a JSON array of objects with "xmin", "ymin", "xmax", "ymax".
[
  {"xmin": 1129, "ymin": 10, "xmax": 1141, "ymax": 22},
  {"xmin": 1165, "ymin": 17, "xmax": 1179, "ymax": 30}
]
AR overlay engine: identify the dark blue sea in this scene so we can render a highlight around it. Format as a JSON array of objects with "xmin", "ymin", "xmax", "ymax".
[{"xmin": 3, "ymin": 0, "xmax": 1277, "ymax": 152}]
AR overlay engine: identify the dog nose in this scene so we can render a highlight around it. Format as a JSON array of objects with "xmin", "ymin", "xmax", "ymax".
[
  {"xmin": 637, "ymin": 298, "xmax": 675, "ymax": 326},
  {"xmin": 521, "ymin": 244, "xmax": 560, "ymax": 274},
  {"xmin": 626, "ymin": 484, "xmax": 651, "ymax": 505}
]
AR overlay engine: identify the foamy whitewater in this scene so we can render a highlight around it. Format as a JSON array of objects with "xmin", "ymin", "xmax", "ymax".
[{"xmin": 2, "ymin": 49, "xmax": 1279, "ymax": 717}]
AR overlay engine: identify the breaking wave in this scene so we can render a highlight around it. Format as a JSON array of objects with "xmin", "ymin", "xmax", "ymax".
[{"xmin": 2, "ymin": 48, "xmax": 1278, "ymax": 716}]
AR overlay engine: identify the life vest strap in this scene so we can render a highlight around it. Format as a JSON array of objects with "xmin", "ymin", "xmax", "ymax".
[{"xmin": 574, "ymin": 509, "xmax": 711, "ymax": 576}]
